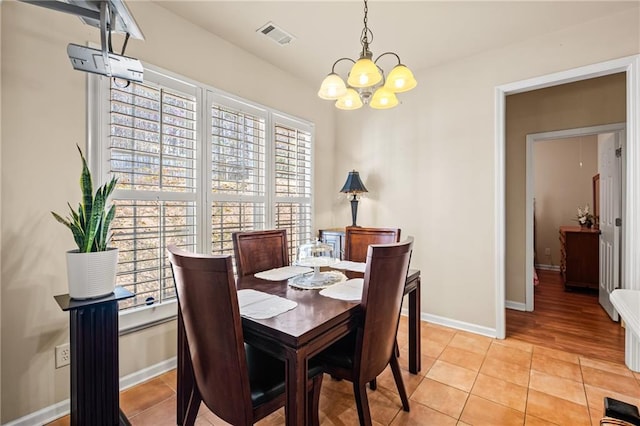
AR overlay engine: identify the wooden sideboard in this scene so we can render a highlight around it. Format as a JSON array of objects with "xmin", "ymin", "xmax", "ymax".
[
  {"xmin": 559, "ymin": 226, "xmax": 600, "ymax": 290},
  {"xmin": 318, "ymin": 228, "xmax": 345, "ymax": 260}
]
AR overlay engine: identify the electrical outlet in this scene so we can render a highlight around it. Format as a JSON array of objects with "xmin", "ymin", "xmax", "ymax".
[
  {"xmin": 544, "ymin": 248, "xmax": 551, "ymax": 256},
  {"xmin": 55, "ymin": 344, "xmax": 70, "ymax": 368}
]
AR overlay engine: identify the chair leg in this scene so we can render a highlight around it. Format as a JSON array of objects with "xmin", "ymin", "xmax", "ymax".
[
  {"xmin": 389, "ymin": 353, "xmax": 410, "ymax": 412},
  {"xmin": 353, "ymin": 381, "xmax": 373, "ymax": 426},
  {"xmin": 395, "ymin": 338, "xmax": 400, "ymax": 358},
  {"xmin": 308, "ymin": 373, "xmax": 323, "ymax": 426},
  {"xmin": 369, "ymin": 378, "xmax": 377, "ymax": 390},
  {"xmin": 184, "ymin": 385, "xmax": 202, "ymax": 426}
]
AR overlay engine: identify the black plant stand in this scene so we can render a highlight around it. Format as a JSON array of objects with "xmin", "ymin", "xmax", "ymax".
[{"xmin": 55, "ymin": 286, "xmax": 134, "ymax": 426}]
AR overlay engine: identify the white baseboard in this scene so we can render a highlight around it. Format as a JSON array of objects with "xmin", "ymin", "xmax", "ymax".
[
  {"xmin": 3, "ymin": 400, "xmax": 71, "ymax": 426},
  {"xmin": 506, "ymin": 300, "xmax": 527, "ymax": 311},
  {"xmin": 535, "ymin": 263, "xmax": 560, "ymax": 272},
  {"xmin": 420, "ymin": 312, "xmax": 498, "ymax": 338},
  {"xmin": 120, "ymin": 356, "xmax": 177, "ymax": 391},
  {"xmin": 4, "ymin": 357, "xmax": 177, "ymax": 426}
]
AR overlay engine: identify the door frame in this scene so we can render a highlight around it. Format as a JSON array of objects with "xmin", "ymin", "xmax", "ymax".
[
  {"xmin": 524, "ymin": 124, "xmax": 625, "ymax": 312},
  {"xmin": 494, "ymin": 54, "xmax": 640, "ymax": 340}
]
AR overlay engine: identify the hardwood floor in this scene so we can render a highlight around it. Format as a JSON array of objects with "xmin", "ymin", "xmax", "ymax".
[{"xmin": 506, "ymin": 269, "xmax": 625, "ymax": 364}]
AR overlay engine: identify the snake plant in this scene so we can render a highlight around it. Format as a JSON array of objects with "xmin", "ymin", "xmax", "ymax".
[{"xmin": 51, "ymin": 145, "xmax": 118, "ymax": 252}]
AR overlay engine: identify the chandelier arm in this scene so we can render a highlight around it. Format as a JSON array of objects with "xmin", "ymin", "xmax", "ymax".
[
  {"xmin": 374, "ymin": 51, "xmax": 401, "ymax": 66},
  {"xmin": 331, "ymin": 57, "xmax": 356, "ymax": 74}
]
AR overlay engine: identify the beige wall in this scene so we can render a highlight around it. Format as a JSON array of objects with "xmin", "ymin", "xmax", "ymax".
[
  {"xmin": 534, "ymin": 136, "xmax": 599, "ymax": 267},
  {"xmin": 0, "ymin": 1, "xmax": 334, "ymax": 422},
  {"xmin": 506, "ymin": 74, "xmax": 626, "ymax": 303},
  {"xmin": 2, "ymin": 0, "xmax": 640, "ymax": 421},
  {"xmin": 334, "ymin": 8, "xmax": 637, "ymax": 328}
]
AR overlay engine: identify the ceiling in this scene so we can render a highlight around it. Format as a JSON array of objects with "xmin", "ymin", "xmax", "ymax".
[{"xmin": 156, "ymin": 1, "xmax": 639, "ymax": 88}]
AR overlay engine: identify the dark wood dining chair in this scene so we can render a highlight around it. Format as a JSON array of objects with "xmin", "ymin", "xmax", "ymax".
[
  {"xmin": 167, "ymin": 245, "xmax": 323, "ymax": 426},
  {"xmin": 344, "ymin": 225, "xmax": 402, "ymax": 390},
  {"xmin": 315, "ymin": 238, "xmax": 414, "ymax": 426},
  {"xmin": 344, "ymin": 226, "xmax": 401, "ymax": 262},
  {"xmin": 232, "ymin": 229, "xmax": 289, "ymax": 277}
]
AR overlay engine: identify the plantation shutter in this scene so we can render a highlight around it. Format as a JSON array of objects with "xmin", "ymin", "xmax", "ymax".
[
  {"xmin": 94, "ymin": 65, "xmax": 314, "ymax": 318},
  {"xmin": 209, "ymin": 95, "xmax": 267, "ymax": 257},
  {"xmin": 273, "ymin": 115, "xmax": 313, "ymax": 260},
  {"xmin": 108, "ymin": 75, "xmax": 198, "ymax": 309}
]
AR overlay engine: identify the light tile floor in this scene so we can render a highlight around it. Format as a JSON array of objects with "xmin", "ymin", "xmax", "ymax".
[{"xmin": 48, "ymin": 318, "xmax": 640, "ymax": 425}]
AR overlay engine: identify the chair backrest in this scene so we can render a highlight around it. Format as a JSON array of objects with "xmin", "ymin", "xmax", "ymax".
[
  {"xmin": 232, "ymin": 229, "xmax": 289, "ymax": 277},
  {"xmin": 356, "ymin": 238, "xmax": 413, "ymax": 383},
  {"xmin": 344, "ymin": 226, "xmax": 401, "ymax": 262},
  {"xmin": 167, "ymin": 245, "xmax": 254, "ymax": 425}
]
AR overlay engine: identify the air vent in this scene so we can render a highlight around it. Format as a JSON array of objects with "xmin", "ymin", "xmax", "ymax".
[{"xmin": 256, "ymin": 21, "xmax": 295, "ymax": 46}]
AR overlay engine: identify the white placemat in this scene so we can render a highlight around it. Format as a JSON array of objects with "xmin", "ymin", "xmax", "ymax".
[
  {"xmin": 254, "ymin": 266, "xmax": 313, "ymax": 281},
  {"xmin": 332, "ymin": 260, "xmax": 367, "ymax": 273},
  {"xmin": 237, "ymin": 289, "xmax": 297, "ymax": 320},
  {"xmin": 319, "ymin": 278, "xmax": 364, "ymax": 301}
]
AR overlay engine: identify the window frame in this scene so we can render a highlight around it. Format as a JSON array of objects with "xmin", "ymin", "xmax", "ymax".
[{"xmin": 89, "ymin": 63, "xmax": 314, "ymax": 332}]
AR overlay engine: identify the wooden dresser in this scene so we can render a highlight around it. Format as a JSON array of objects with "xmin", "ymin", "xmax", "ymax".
[{"xmin": 559, "ymin": 226, "xmax": 600, "ymax": 290}]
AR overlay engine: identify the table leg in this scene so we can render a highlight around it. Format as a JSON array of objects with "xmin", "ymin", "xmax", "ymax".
[
  {"xmin": 284, "ymin": 348, "xmax": 307, "ymax": 426},
  {"xmin": 408, "ymin": 277, "xmax": 421, "ymax": 374}
]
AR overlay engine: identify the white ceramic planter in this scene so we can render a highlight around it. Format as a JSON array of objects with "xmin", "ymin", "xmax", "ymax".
[{"xmin": 66, "ymin": 248, "xmax": 119, "ymax": 299}]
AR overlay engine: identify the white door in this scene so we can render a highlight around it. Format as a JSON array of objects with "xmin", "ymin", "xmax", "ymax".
[{"xmin": 598, "ymin": 132, "xmax": 621, "ymax": 321}]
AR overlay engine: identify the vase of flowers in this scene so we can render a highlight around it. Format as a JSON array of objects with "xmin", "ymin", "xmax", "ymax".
[{"xmin": 576, "ymin": 204, "xmax": 594, "ymax": 229}]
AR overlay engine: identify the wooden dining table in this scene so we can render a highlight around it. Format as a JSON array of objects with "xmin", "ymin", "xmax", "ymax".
[{"xmin": 176, "ymin": 268, "xmax": 421, "ymax": 426}]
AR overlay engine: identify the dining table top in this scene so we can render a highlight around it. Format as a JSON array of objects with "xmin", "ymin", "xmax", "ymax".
[{"xmin": 235, "ymin": 268, "xmax": 420, "ymax": 348}]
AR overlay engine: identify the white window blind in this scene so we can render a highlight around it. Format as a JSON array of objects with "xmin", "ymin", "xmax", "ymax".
[
  {"xmin": 108, "ymin": 77, "xmax": 198, "ymax": 310},
  {"xmin": 92, "ymin": 65, "xmax": 314, "ymax": 320},
  {"xmin": 273, "ymin": 118, "xmax": 313, "ymax": 260},
  {"xmin": 210, "ymin": 102, "xmax": 267, "ymax": 257}
]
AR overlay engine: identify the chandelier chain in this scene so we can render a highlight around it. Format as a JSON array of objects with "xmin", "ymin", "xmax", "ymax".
[{"xmin": 360, "ymin": 0, "xmax": 373, "ymax": 52}]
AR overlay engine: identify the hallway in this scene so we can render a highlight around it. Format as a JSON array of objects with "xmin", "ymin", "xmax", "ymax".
[{"xmin": 507, "ymin": 269, "xmax": 625, "ymax": 364}]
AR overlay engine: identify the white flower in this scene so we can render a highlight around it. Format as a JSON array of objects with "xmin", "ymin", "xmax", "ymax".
[{"xmin": 576, "ymin": 204, "xmax": 594, "ymax": 224}]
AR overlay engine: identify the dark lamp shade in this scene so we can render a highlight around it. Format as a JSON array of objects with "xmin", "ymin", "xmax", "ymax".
[{"xmin": 340, "ymin": 170, "xmax": 368, "ymax": 194}]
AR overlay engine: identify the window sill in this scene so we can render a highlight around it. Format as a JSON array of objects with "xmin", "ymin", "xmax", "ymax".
[{"xmin": 119, "ymin": 299, "xmax": 178, "ymax": 335}]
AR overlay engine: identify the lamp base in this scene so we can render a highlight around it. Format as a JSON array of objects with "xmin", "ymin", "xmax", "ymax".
[{"xmin": 350, "ymin": 197, "xmax": 359, "ymax": 227}]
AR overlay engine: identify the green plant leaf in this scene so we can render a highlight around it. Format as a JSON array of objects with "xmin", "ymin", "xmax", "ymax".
[
  {"xmin": 53, "ymin": 145, "xmax": 119, "ymax": 252},
  {"xmin": 77, "ymin": 145, "xmax": 93, "ymax": 232}
]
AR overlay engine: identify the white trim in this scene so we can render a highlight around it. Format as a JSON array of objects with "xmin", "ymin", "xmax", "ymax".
[
  {"xmin": 506, "ymin": 300, "xmax": 527, "ymax": 311},
  {"xmin": 119, "ymin": 356, "xmax": 177, "ymax": 391},
  {"xmin": 494, "ymin": 86, "xmax": 507, "ymax": 339},
  {"xmin": 421, "ymin": 313, "xmax": 497, "ymax": 339},
  {"xmin": 526, "ymin": 123, "xmax": 626, "ymax": 312},
  {"xmin": 2, "ymin": 400, "xmax": 70, "ymax": 426},
  {"xmin": 118, "ymin": 299, "xmax": 177, "ymax": 333},
  {"xmin": 3, "ymin": 357, "xmax": 177, "ymax": 426},
  {"xmin": 535, "ymin": 263, "xmax": 560, "ymax": 272},
  {"xmin": 525, "ymin": 134, "xmax": 535, "ymax": 311},
  {"xmin": 494, "ymin": 55, "xmax": 640, "ymax": 353}
]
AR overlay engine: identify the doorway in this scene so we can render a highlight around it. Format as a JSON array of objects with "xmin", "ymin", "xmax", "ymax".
[
  {"xmin": 493, "ymin": 55, "xmax": 640, "ymax": 356},
  {"xmin": 525, "ymin": 124, "xmax": 626, "ymax": 314}
]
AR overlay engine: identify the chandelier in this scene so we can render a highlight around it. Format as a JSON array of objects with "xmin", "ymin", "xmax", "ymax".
[{"xmin": 317, "ymin": 0, "xmax": 417, "ymax": 110}]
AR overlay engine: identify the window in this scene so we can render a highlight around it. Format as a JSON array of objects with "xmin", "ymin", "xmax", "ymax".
[{"xmin": 91, "ymin": 66, "xmax": 314, "ymax": 324}]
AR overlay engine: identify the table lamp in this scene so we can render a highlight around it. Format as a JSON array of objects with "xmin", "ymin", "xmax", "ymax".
[{"xmin": 340, "ymin": 170, "xmax": 368, "ymax": 227}]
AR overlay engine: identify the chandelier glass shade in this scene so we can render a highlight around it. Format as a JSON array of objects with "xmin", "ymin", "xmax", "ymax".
[{"xmin": 317, "ymin": 0, "xmax": 417, "ymax": 110}]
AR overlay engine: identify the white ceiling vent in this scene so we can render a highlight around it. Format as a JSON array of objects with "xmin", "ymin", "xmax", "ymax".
[{"xmin": 256, "ymin": 22, "xmax": 295, "ymax": 46}]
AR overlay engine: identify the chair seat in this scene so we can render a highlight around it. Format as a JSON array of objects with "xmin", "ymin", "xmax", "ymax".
[
  {"xmin": 315, "ymin": 332, "xmax": 358, "ymax": 371},
  {"xmin": 246, "ymin": 344, "xmax": 324, "ymax": 406}
]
